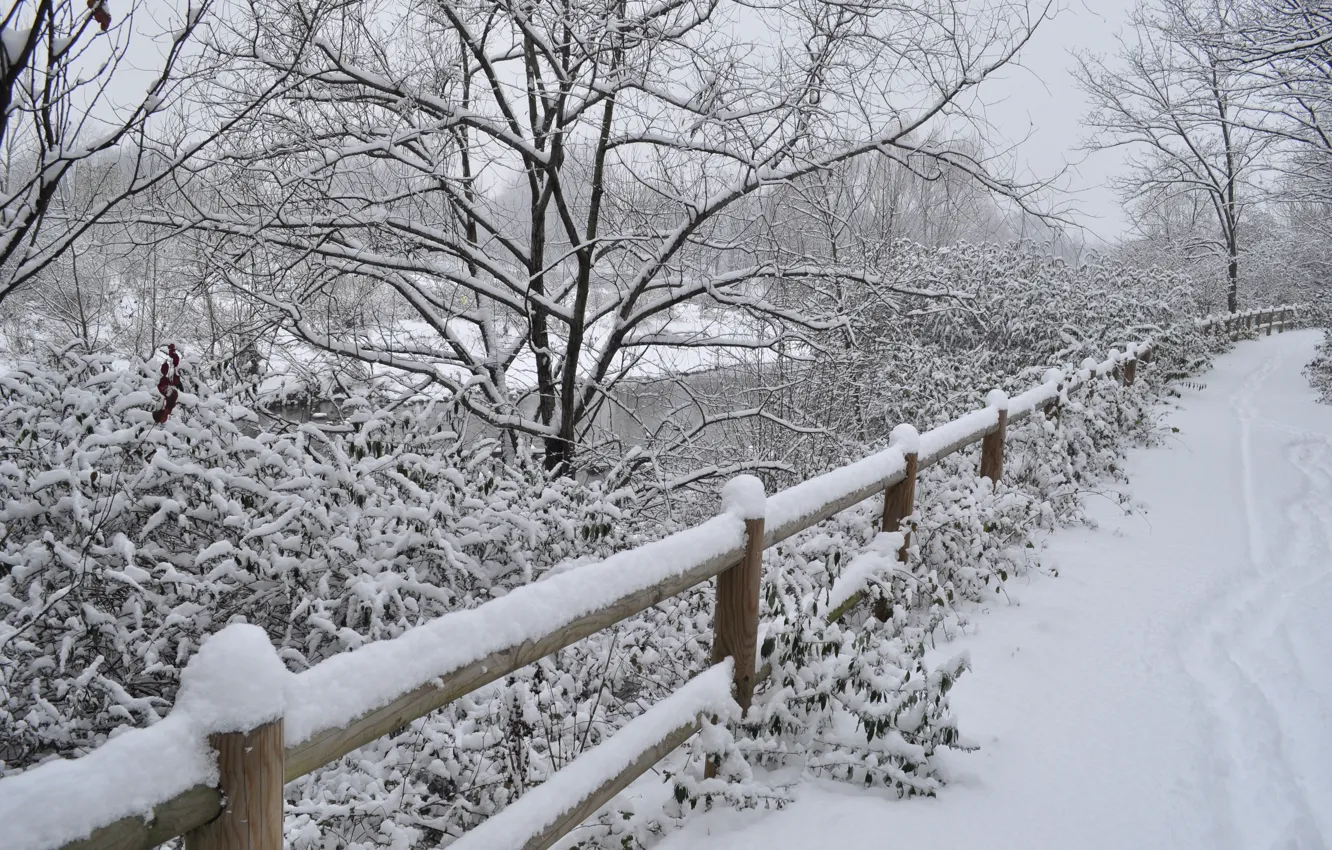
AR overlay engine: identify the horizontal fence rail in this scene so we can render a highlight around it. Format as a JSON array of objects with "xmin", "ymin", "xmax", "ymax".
[{"xmin": 0, "ymin": 305, "xmax": 1306, "ymax": 850}]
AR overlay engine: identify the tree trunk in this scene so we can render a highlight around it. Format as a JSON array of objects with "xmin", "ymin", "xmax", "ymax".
[
  {"xmin": 1227, "ymin": 254, "xmax": 1238, "ymax": 313},
  {"xmin": 543, "ymin": 434, "xmax": 573, "ymax": 475}
]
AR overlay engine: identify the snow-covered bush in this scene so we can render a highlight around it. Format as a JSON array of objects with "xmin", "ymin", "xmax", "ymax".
[
  {"xmin": 700, "ymin": 361, "xmax": 1156, "ymax": 804},
  {"xmin": 682, "ymin": 241, "xmax": 1210, "ymax": 493},
  {"xmin": 0, "ymin": 345, "xmax": 636, "ymax": 773},
  {"xmin": 1305, "ymin": 331, "xmax": 1332, "ymax": 402},
  {"xmin": 0, "ymin": 257, "xmax": 1221, "ymax": 850}
]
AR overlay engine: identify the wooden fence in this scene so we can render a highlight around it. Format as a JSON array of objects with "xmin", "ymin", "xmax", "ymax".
[
  {"xmin": 1199, "ymin": 304, "xmax": 1300, "ymax": 337},
  {"xmin": 1, "ymin": 306, "xmax": 1304, "ymax": 850}
]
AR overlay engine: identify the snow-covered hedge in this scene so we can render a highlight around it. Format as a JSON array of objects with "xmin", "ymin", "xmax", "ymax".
[
  {"xmin": 797, "ymin": 241, "xmax": 1205, "ymax": 449},
  {"xmin": 676, "ymin": 241, "xmax": 1211, "ymax": 501},
  {"xmin": 1, "ymin": 252, "xmax": 1224, "ymax": 849},
  {"xmin": 0, "ymin": 346, "xmax": 636, "ymax": 773},
  {"xmin": 1305, "ymin": 330, "xmax": 1332, "ymax": 402}
]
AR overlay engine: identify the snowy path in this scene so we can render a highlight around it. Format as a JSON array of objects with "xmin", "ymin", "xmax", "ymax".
[{"xmin": 657, "ymin": 329, "xmax": 1332, "ymax": 850}]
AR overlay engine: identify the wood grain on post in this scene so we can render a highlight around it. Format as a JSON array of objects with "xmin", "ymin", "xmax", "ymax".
[
  {"xmin": 711, "ymin": 517, "xmax": 764, "ymax": 711},
  {"xmin": 980, "ymin": 409, "xmax": 1007, "ymax": 484},
  {"xmin": 184, "ymin": 720, "xmax": 284, "ymax": 850},
  {"xmin": 882, "ymin": 451, "xmax": 918, "ymax": 561}
]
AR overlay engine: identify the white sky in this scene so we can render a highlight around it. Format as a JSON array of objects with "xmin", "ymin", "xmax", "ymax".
[{"xmin": 972, "ymin": 0, "xmax": 1140, "ymax": 245}]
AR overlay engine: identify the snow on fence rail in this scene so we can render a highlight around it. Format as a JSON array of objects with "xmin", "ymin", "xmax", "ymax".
[
  {"xmin": 0, "ymin": 306, "xmax": 1305, "ymax": 850},
  {"xmin": 1197, "ymin": 304, "xmax": 1302, "ymax": 336}
]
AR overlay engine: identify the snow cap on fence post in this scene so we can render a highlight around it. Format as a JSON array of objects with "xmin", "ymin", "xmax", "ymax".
[
  {"xmin": 1043, "ymin": 368, "xmax": 1063, "ymax": 388},
  {"xmin": 889, "ymin": 423, "xmax": 920, "ymax": 456},
  {"xmin": 176, "ymin": 622, "xmax": 289, "ymax": 735},
  {"xmin": 180, "ymin": 624, "xmax": 288, "ymax": 850},
  {"xmin": 721, "ymin": 474, "xmax": 767, "ymax": 521},
  {"xmin": 986, "ymin": 388, "xmax": 1009, "ymax": 411},
  {"xmin": 1078, "ymin": 357, "xmax": 1099, "ymax": 383},
  {"xmin": 714, "ymin": 476, "xmax": 766, "ymax": 718}
]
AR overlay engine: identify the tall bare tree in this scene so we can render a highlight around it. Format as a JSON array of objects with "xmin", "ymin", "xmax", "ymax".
[
  {"xmin": 1219, "ymin": 1, "xmax": 1332, "ymax": 218},
  {"xmin": 1075, "ymin": 0, "xmax": 1274, "ymax": 312},
  {"xmin": 171, "ymin": 0, "xmax": 1056, "ymax": 474},
  {"xmin": 0, "ymin": 0, "xmax": 205, "ymax": 306}
]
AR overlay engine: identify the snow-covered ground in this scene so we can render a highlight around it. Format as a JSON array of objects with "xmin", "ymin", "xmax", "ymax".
[{"xmin": 656, "ymin": 329, "xmax": 1332, "ymax": 850}]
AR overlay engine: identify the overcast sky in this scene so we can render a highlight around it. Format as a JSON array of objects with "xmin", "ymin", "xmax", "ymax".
[{"xmin": 975, "ymin": 0, "xmax": 1140, "ymax": 245}]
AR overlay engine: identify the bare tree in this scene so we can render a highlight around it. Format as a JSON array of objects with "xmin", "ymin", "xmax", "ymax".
[
  {"xmin": 1213, "ymin": 0, "xmax": 1332, "ymax": 220},
  {"xmin": 0, "ymin": 0, "xmax": 313, "ymax": 313},
  {"xmin": 1075, "ymin": 0, "xmax": 1274, "ymax": 312},
  {"xmin": 169, "ymin": 0, "xmax": 1056, "ymax": 475}
]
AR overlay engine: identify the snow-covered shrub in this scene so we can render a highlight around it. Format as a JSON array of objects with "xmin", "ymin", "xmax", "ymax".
[
  {"xmin": 747, "ymin": 581, "xmax": 973, "ymax": 798},
  {"xmin": 701, "ymin": 350, "xmax": 1165, "ymax": 810},
  {"xmin": 0, "ymin": 258, "xmax": 1221, "ymax": 850},
  {"xmin": 688, "ymin": 241, "xmax": 1209, "ymax": 491},
  {"xmin": 0, "ymin": 345, "xmax": 636, "ymax": 773},
  {"xmin": 1305, "ymin": 331, "xmax": 1332, "ymax": 402}
]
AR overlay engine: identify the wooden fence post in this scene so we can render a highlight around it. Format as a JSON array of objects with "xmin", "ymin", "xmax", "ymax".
[
  {"xmin": 1123, "ymin": 356, "xmax": 1137, "ymax": 386},
  {"xmin": 1279, "ymin": 307, "xmax": 1287, "ymax": 332},
  {"xmin": 185, "ymin": 721, "xmax": 285, "ymax": 850},
  {"xmin": 979, "ymin": 390, "xmax": 1008, "ymax": 484},
  {"xmin": 178, "ymin": 624, "xmax": 287, "ymax": 850},
  {"xmin": 707, "ymin": 481, "xmax": 765, "ymax": 781},
  {"xmin": 712, "ymin": 517, "xmax": 763, "ymax": 710},
  {"xmin": 1267, "ymin": 310, "xmax": 1274, "ymax": 336},
  {"xmin": 882, "ymin": 425, "xmax": 919, "ymax": 562}
]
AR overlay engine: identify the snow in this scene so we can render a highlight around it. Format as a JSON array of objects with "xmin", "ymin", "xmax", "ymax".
[
  {"xmin": 0, "ymin": 624, "xmax": 292, "ymax": 850},
  {"xmin": 888, "ymin": 423, "xmax": 919, "ymax": 456},
  {"xmin": 918, "ymin": 407, "xmax": 998, "ymax": 462},
  {"xmin": 284, "ymin": 513, "xmax": 747, "ymax": 746},
  {"xmin": 721, "ymin": 474, "xmax": 767, "ymax": 520},
  {"xmin": 766, "ymin": 447, "xmax": 906, "ymax": 536},
  {"xmin": 174, "ymin": 623, "xmax": 290, "ymax": 734},
  {"xmin": 652, "ymin": 329, "xmax": 1332, "ymax": 850},
  {"xmin": 1008, "ymin": 376, "xmax": 1061, "ymax": 419},
  {"xmin": 1, "ymin": 27, "xmax": 29, "ymax": 67},
  {"xmin": 984, "ymin": 388, "xmax": 1008, "ymax": 411},
  {"xmin": 0, "ymin": 715, "xmax": 214, "ymax": 850},
  {"xmin": 447, "ymin": 661, "xmax": 737, "ymax": 850},
  {"xmin": 824, "ymin": 532, "xmax": 906, "ymax": 618}
]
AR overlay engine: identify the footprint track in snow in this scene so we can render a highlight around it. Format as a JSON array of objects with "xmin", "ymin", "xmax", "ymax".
[{"xmin": 1174, "ymin": 342, "xmax": 1332, "ymax": 850}]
